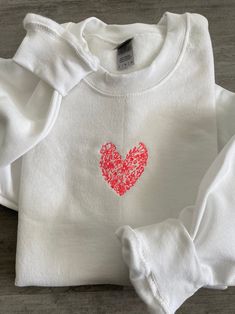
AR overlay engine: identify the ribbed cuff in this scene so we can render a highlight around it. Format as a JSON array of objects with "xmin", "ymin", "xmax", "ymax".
[
  {"xmin": 115, "ymin": 218, "xmax": 207, "ymax": 314},
  {"xmin": 13, "ymin": 13, "xmax": 99, "ymax": 96}
]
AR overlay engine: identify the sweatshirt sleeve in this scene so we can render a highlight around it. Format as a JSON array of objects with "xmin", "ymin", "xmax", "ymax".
[
  {"xmin": 0, "ymin": 12, "xmax": 99, "ymax": 211},
  {"xmin": 115, "ymin": 86, "xmax": 235, "ymax": 314}
]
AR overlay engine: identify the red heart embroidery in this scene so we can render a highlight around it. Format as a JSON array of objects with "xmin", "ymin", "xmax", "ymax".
[{"xmin": 99, "ymin": 142, "xmax": 148, "ymax": 196}]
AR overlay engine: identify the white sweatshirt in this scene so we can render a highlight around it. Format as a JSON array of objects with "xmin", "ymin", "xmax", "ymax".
[{"xmin": 0, "ymin": 10, "xmax": 235, "ymax": 303}]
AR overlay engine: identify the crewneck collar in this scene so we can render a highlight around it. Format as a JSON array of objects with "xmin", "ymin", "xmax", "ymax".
[
  {"xmin": 71, "ymin": 11, "xmax": 190, "ymax": 96},
  {"xmin": 13, "ymin": 12, "xmax": 189, "ymax": 97}
]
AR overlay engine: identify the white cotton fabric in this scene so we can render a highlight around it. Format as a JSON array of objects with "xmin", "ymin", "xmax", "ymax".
[{"xmin": 0, "ymin": 11, "xmax": 234, "ymax": 309}]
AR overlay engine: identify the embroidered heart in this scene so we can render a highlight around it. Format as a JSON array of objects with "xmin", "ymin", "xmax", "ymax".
[{"xmin": 99, "ymin": 142, "xmax": 148, "ymax": 196}]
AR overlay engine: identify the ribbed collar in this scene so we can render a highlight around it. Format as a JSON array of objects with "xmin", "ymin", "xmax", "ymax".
[
  {"xmin": 13, "ymin": 12, "xmax": 189, "ymax": 97},
  {"xmin": 75, "ymin": 11, "xmax": 190, "ymax": 96}
]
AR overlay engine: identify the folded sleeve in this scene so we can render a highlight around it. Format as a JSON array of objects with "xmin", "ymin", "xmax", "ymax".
[
  {"xmin": 115, "ymin": 85, "xmax": 235, "ymax": 314},
  {"xmin": 0, "ymin": 12, "xmax": 98, "ymax": 211},
  {"xmin": 0, "ymin": 13, "xmax": 90, "ymax": 210}
]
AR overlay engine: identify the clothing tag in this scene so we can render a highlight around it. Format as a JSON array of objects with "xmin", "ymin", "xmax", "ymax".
[{"xmin": 115, "ymin": 37, "xmax": 134, "ymax": 71}]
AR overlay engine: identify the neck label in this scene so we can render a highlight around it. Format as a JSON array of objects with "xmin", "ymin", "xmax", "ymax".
[{"xmin": 116, "ymin": 37, "xmax": 134, "ymax": 71}]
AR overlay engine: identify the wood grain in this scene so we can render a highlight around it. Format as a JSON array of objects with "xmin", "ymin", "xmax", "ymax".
[{"xmin": 0, "ymin": 0, "xmax": 235, "ymax": 313}]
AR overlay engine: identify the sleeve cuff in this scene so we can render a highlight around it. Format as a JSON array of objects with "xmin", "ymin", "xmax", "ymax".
[
  {"xmin": 115, "ymin": 218, "xmax": 208, "ymax": 314},
  {"xmin": 12, "ymin": 13, "xmax": 99, "ymax": 96}
]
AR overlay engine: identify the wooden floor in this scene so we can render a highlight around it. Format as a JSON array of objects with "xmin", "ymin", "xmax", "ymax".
[{"xmin": 0, "ymin": 0, "xmax": 235, "ymax": 313}]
